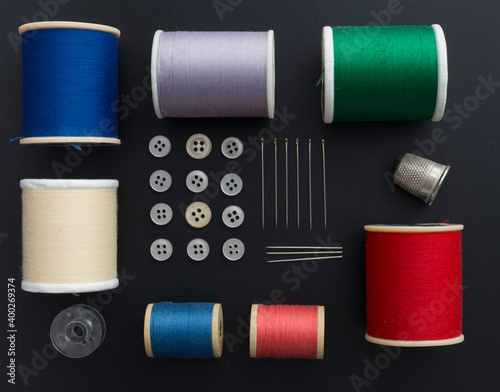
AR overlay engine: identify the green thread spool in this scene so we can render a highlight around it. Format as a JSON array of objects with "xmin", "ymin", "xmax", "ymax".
[{"xmin": 321, "ymin": 25, "xmax": 448, "ymax": 123}]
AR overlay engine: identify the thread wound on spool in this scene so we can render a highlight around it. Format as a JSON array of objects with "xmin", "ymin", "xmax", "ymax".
[
  {"xmin": 365, "ymin": 224, "xmax": 464, "ymax": 347},
  {"xmin": 144, "ymin": 302, "xmax": 223, "ymax": 359},
  {"xmin": 18, "ymin": 22, "xmax": 120, "ymax": 145},
  {"xmin": 322, "ymin": 25, "xmax": 447, "ymax": 123},
  {"xmin": 250, "ymin": 304, "xmax": 324, "ymax": 359},
  {"xmin": 21, "ymin": 179, "xmax": 119, "ymax": 293},
  {"xmin": 151, "ymin": 30, "xmax": 275, "ymax": 119}
]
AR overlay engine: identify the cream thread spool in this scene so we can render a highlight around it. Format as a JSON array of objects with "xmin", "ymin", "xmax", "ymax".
[{"xmin": 21, "ymin": 179, "xmax": 119, "ymax": 293}]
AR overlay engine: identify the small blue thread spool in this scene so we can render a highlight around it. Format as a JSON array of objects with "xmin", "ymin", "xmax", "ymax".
[
  {"xmin": 18, "ymin": 22, "xmax": 120, "ymax": 145},
  {"xmin": 144, "ymin": 302, "xmax": 223, "ymax": 359}
]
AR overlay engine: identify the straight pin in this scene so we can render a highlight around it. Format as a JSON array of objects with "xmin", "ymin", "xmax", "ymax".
[
  {"xmin": 266, "ymin": 251, "xmax": 343, "ymax": 255},
  {"xmin": 266, "ymin": 255, "xmax": 343, "ymax": 264},
  {"xmin": 266, "ymin": 246, "xmax": 343, "ymax": 250},
  {"xmin": 261, "ymin": 138, "xmax": 264, "ymax": 229},
  {"xmin": 274, "ymin": 138, "xmax": 278, "ymax": 228},
  {"xmin": 309, "ymin": 139, "xmax": 312, "ymax": 230},
  {"xmin": 296, "ymin": 138, "xmax": 300, "ymax": 229},
  {"xmin": 322, "ymin": 139, "xmax": 327, "ymax": 230},
  {"xmin": 285, "ymin": 138, "xmax": 289, "ymax": 229}
]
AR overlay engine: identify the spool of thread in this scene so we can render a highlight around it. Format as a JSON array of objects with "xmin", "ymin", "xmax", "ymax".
[
  {"xmin": 365, "ymin": 224, "xmax": 464, "ymax": 347},
  {"xmin": 151, "ymin": 30, "xmax": 275, "ymax": 119},
  {"xmin": 18, "ymin": 22, "xmax": 120, "ymax": 145},
  {"xmin": 249, "ymin": 304, "xmax": 325, "ymax": 359},
  {"xmin": 144, "ymin": 302, "xmax": 223, "ymax": 359},
  {"xmin": 322, "ymin": 25, "xmax": 448, "ymax": 122},
  {"xmin": 21, "ymin": 179, "xmax": 119, "ymax": 293}
]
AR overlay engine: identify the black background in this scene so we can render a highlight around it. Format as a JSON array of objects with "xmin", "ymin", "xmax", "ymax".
[{"xmin": 1, "ymin": 1, "xmax": 499, "ymax": 391}]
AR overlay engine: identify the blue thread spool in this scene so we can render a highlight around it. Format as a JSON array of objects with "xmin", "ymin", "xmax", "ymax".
[
  {"xmin": 144, "ymin": 302, "xmax": 223, "ymax": 359},
  {"xmin": 18, "ymin": 22, "xmax": 120, "ymax": 145}
]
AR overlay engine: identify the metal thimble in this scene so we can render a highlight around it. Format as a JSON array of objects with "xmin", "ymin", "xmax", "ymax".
[{"xmin": 393, "ymin": 153, "xmax": 450, "ymax": 206}]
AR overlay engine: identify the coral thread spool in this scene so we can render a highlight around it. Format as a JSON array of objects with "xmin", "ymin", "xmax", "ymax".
[
  {"xmin": 365, "ymin": 224, "xmax": 464, "ymax": 347},
  {"xmin": 249, "ymin": 304, "xmax": 325, "ymax": 359},
  {"xmin": 144, "ymin": 302, "xmax": 223, "ymax": 359}
]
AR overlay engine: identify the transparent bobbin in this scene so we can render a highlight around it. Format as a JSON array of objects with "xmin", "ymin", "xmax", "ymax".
[{"xmin": 50, "ymin": 304, "xmax": 106, "ymax": 358}]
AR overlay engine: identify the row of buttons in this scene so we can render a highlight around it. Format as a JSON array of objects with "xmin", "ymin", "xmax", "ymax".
[
  {"xmin": 149, "ymin": 134, "xmax": 243, "ymax": 160},
  {"xmin": 150, "ymin": 169, "xmax": 243, "ymax": 196},
  {"xmin": 150, "ymin": 238, "xmax": 245, "ymax": 262},
  {"xmin": 151, "ymin": 202, "xmax": 244, "ymax": 228}
]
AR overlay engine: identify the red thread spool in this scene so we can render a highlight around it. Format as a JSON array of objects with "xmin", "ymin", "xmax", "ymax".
[
  {"xmin": 365, "ymin": 224, "xmax": 464, "ymax": 347},
  {"xmin": 249, "ymin": 304, "xmax": 325, "ymax": 359}
]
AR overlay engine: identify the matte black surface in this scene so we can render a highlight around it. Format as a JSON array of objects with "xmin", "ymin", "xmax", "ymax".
[{"xmin": 1, "ymin": 1, "xmax": 499, "ymax": 391}]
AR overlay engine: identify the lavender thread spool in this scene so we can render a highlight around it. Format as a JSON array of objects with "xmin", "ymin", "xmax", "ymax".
[{"xmin": 151, "ymin": 31, "xmax": 275, "ymax": 119}]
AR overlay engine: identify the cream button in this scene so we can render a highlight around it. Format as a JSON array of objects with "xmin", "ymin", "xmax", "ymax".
[
  {"xmin": 186, "ymin": 133, "xmax": 212, "ymax": 159},
  {"xmin": 185, "ymin": 202, "xmax": 212, "ymax": 228}
]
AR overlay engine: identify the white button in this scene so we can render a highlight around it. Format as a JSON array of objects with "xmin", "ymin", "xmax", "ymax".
[
  {"xmin": 149, "ymin": 170, "xmax": 172, "ymax": 192},
  {"xmin": 222, "ymin": 238, "xmax": 245, "ymax": 261},
  {"xmin": 150, "ymin": 239, "xmax": 173, "ymax": 261},
  {"xmin": 221, "ymin": 137, "xmax": 243, "ymax": 159},
  {"xmin": 220, "ymin": 173, "xmax": 243, "ymax": 196},
  {"xmin": 149, "ymin": 135, "xmax": 171, "ymax": 158},
  {"xmin": 185, "ymin": 202, "xmax": 212, "ymax": 228},
  {"xmin": 187, "ymin": 238, "xmax": 210, "ymax": 261},
  {"xmin": 150, "ymin": 203, "xmax": 173, "ymax": 226},
  {"xmin": 222, "ymin": 205, "xmax": 245, "ymax": 228},
  {"xmin": 186, "ymin": 170, "xmax": 209, "ymax": 193},
  {"xmin": 186, "ymin": 133, "xmax": 212, "ymax": 160}
]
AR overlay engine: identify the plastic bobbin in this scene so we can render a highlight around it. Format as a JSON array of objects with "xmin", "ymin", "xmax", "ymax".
[
  {"xmin": 220, "ymin": 173, "xmax": 243, "ymax": 196},
  {"xmin": 185, "ymin": 202, "xmax": 212, "ymax": 228},
  {"xmin": 187, "ymin": 238, "xmax": 210, "ymax": 261},
  {"xmin": 221, "ymin": 137, "xmax": 243, "ymax": 159},
  {"xmin": 186, "ymin": 133, "xmax": 212, "ymax": 159},
  {"xmin": 222, "ymin": 206, "xmax": 245, "ymax": 228},
  {"xmin": 50, "ymin": 304, "xmax": 106, "ymax": 359},
  {"xmin": 186, "ymin": 170, "xmax": 209, "ymax": 193},
  {"xmin": 150, "ymin": 239, "xmax": 173, "ymax": 261},
  {"xmin": 223, "ymin": 238, "xmax": 245, "ymax": 261},
  {"xmin": 150, "ymin": 203, "xmax": 173, "ymax": 226},
  {"xmin": 149, "ymin": 170, "xmax": 172, "ymax": 192},
  {"xmin": 149, "ymin": 135, "xmax": 171, "ymax": 158}
]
